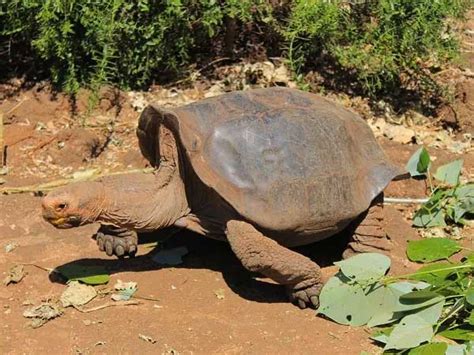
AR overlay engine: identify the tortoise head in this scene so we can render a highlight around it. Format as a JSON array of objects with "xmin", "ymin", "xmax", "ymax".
[{"xmin": 41, "ymin": 181, "xmax": 104, "ymax": 229}]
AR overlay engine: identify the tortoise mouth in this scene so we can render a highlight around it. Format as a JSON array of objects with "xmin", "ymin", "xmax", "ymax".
[{"xmin": 44, "ymin": 215, "xmax": 81, "ymax": 229}]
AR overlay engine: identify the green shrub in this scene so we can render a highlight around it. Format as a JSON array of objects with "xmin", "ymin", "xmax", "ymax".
[
  {"xmin": 1, "ymin": 0, "xmax": 271, "ymax": 93},
  {"xmin": 282, "ymin": 0, "xmax": 470, "ymax": 102},
  {"xmin": 0, "ymin": 0, "xmax": 470, "ymax": 106}
]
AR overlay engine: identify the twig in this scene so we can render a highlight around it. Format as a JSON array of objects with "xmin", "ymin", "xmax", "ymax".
[
  {"xmin": 384, "ymin": 197, "xmax": 429, "ymax": 204},
  {"xmin": 0, "ymin": 167, "xmax": 154, "ymax": 195},
  {"xmin": 0, "ymin": 113, "xmax": 3, "ymax": 167},
  {"xmin": 17, "ymin": 262, "xmax": 54, "ymax": 273},
  {"xmin": 4, "ymin": 97, "xmax": 27, "ymax": 115},
  {"xmin": 73, "ymin": 300, "xmax": 140, "ymax": 313}
]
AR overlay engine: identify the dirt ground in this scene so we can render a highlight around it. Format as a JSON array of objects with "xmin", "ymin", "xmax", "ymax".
[{"xmin": 0, "ymin": 16, "xmax": 473, "ymax": 355}]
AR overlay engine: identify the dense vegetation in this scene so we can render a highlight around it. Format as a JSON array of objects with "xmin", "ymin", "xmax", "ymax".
[{"xmin": 0, "ymin": 0, "xmax": 470, "ymax": 105}]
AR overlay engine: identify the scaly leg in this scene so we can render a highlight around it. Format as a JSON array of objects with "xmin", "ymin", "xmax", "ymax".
[
  {"xmin": 226, "ymin": 220, "xmax": 323, "ymax": 309},
  {"xmin": 342, "ymin": 193, "xmax": 391, "ymax": 259}
]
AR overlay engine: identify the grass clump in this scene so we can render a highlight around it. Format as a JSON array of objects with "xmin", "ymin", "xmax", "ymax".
[{"xmin": 0, "ymin": 0, "xmax": 471, "ymax": 107}]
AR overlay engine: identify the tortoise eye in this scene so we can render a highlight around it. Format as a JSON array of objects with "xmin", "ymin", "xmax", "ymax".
[{"xmin": 56, "ymin": 203, "xmax": 67, "ymax": 211}]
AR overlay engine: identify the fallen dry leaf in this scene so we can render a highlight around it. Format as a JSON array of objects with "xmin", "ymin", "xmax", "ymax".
[
  {"xmin": 111, "ymin": 280, "xmax": 137, "ymax": 301},
  {"xmin": 3, "ymin": 264, "xmax": 25, "ymax": 285},
  {"xmin": 23, "ymin": 303, "xmax": 63, "ymax": 328},
  {"xmin": 60, "ymin": 281, "xmax": 97, "ymax": 307},
  {"xmin": 152, "ymin": 246, "xmax": 188, "ymax": 266}
]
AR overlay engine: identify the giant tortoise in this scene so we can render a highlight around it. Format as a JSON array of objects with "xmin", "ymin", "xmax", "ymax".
[{"xmin": 42, "ymin": 87, "xmax": 404, "ymax": 309}]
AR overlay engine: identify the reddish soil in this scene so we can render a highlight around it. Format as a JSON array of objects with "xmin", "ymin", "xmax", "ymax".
[{"xmin": 1, "ymin": 21, "xmax": 473, "ymax": 352}]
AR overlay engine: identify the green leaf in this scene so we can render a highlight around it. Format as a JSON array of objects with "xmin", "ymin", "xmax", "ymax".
[
  {"xmin": 406, "ymin": 238, "xmax": 461, "ymax": 263},
  {"xmin": 408, "ymin": 342, "xmax": 447, "ymax": 355},
  {"xmin": 385, "ymin": 314, "xmax": 434, "ymax": 350},
  {"xmin": 413, "ymin": 207, "xmax": 447, "ymax": 228},
  {"xmin": 468, "ymin": 311, "xmax": 474, "ymax": 326},
  {"xmin": 334, "ymin": 253, "xmax": 391, "ymax": 282},
  {"xmin": 466, "ymin": 287, "xmax": 474, "ymax": 306},
  {"xmin": 439, "ymin": 328, "xmax": 474, "ymax": 341},
  {"xmin": 415, "ymin": 300, "xmax": 445, "ymax": 325},
  {"xmin": 318, "ymin": 274, "xmax": 386, "ymax": 326},
  {"xmin": 406, "ymin": 147, "xmax": 431, "ymax": 177},
  {"xmin": 400, "ymin": 290, "xmax": 441, "ymax": 302},
  {"xmin": 370, "ymin": 327, "xmax": 393, "ymax": 344},
  {"xmin": 446, "ymin": 343, "xmax": 473, "ymax": 355},
  {"xmin": 433, "ymin": 160, "xmax": 463, "ymax": 186},
  {"xmin": 455, "ymin": 184, "xmax": 474, "ymax": 217},
  {"xmin": 55, "ymin": 265, "xmax": 110, "ymax": 285},
  {"xmin": 409, "ymin": 262, "xmax": 455, "ymax": 286},
  {"xmin": 367, "ymin": 281, "xmax": 434, "ymax": 328}
]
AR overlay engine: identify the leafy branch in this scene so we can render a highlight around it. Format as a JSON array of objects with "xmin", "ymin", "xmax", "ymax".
[
  {"xmin": 317, "ymin": 241, "xmax": 474, "ymax": 353},
  {"xmin": 405, "ymin": 147, "xmax": 473, "ymax": 228}
]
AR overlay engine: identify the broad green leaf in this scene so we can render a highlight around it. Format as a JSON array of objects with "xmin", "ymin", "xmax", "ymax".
[
  {"xmin": 370, "ymin": 327, "xmax": 393, "ymax": 344},
  {"xmin": 408, "ymin": 342, "xmax": 447, "ymax": 355},
  {"xmin": 400, "ymin": 290, "xmax": 441, "ymax": 302},
  {"xmin": 367, "ymin": 281, "xmax": 431, "ymax": 328},
  {"xmin": 413, "ymin": 208, "xmax": 447, "ymax": 228},
  {"xmin": 318, "ymin": 274, "xmax": 386, "ymax": 326},
  {"xmin": 415, "ymin": 300, "xmax": 444, "ymax": 325},
  {"xmin": 466, "ymin": 287, "xmax": 474, "ymax": 306},
  {"xmin": 55, "ymin": 264, "xmax": 110, "ymax": 285},
  {"xmin": 456, "ymin": 184, "xmax": 474, "ymax": 213},
  {"xmin": 406, "ymin": 147, "xmax": 431, "ymax": 177},
  {"xmin": 409, "ymin": 262, "xmax": 455, "ymax": 286},
  {"xmin": 433, "ymin": 160, "xmax": 463, "ymax": 186},
  {"xmin": 468, "ymin": 311, "xmax": 474, "ymax": 326},
  {"xmin": 367, "ymin": 286, "xmax": 403, "ymax": 328},
  {"xmin": 334, "ymin": 253, "xmax": 391, "ymax": 282},
  {"xmin": 446, "ymin": 343, "xmax": 473, "ymax": 355},
  {"xmin": 439, "ymin": 328, "xmax": 474, "ymax": 341},
  {"xmin": 385, "ymin": 314, "xmax": 434, "ymax": 350},
  {"xmin": 395, "ymin": 294, "xmax": 444, "ymax": 313},
  {"xmin": 406, "ymin": 238, "xmax": 461, "ymax": 263}
]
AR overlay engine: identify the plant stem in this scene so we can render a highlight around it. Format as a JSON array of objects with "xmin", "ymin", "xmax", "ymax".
[{"xmin": 382, "ymin": 264, "xmax": 474, "ymax": 284}]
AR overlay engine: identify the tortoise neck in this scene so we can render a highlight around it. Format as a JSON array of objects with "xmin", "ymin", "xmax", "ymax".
[{"xmin": 98, "ymin": 166, "xmax": 189, "ymax": 231}]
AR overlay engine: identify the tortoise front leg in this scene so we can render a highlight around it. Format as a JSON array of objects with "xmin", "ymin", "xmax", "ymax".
[
  {"xmin": 96, "ymin": 225, "xmax": 138, "ymax": 258},
  {"xmin": 226, "ymin": 220, "xmax": 323, "ymax": 309},
  {"xmin": 342, "ymin": 193, "xmax": 391, "ymax": 259}
]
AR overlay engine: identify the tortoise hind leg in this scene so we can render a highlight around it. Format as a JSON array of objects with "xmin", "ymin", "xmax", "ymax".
[
  {"xmin": 342, "ymin": 193, "xmax": 391, "ymax": 259},
  {"xmin": 226, "ymin": 220, "xmax": 323, "ymax": 309}
]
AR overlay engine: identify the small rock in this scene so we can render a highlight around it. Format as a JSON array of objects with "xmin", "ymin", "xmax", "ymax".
[
  {"xmin": 94, "ymin": 341, "xmax": 106, "ymax": 347},
  {"xmin": 0, "ymin": 178, "xmax": 5, "ymax": 185},
  {"xmin": 4, "ymin": 243, "xmax": 17, "ymax": 253},
  {"xmin": 214, "ymin": 289, "xmax": 225, "ymax": 300},
  {"xmin": 138, "ymin": 334, "xmax": 157, "ymax": 344},
  {"xmin": 83, "ymin": 319, "xmax": 92, "ymax": 326}
]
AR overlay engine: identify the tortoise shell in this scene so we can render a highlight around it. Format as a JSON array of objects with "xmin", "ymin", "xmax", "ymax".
[{"xmin": 137, "ymin": 87, "xmax": 402, "ymax": 235}]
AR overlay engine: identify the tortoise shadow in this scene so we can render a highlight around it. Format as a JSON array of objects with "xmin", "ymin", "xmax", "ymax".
[{"xmin": 50, "ymin": 229, "xmax": 350, "ymax": 305}]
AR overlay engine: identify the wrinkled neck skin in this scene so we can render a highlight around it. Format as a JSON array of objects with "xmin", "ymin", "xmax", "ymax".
[{"xmin": 97, "ymin": 167, "xmax": 190, "ymax": 232}]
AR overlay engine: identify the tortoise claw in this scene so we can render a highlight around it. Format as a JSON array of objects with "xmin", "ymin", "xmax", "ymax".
[
  {"xmin": 286, "ymin": 283, "xmax": 322, "ymax": 309},
  {"xmin": 96, "ymin": 226, "xmax": 138, "ymax": 258}
]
